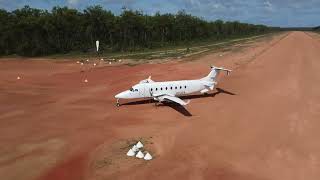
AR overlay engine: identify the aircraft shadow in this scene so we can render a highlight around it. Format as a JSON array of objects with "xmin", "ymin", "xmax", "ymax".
[{"xmin": 120, "ymin": 88, "xmax": 236, "ymax": 116}]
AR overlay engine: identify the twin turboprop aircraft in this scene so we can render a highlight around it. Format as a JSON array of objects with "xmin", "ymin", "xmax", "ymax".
[{"xmin": 115, "ymin": 66, "xmax": 231, "ymax": 107}]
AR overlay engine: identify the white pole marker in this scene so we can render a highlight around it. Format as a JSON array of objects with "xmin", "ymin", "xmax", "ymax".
[{"xmin": 96, "ymin": 40, "xmax": 99, "ymax": 52}]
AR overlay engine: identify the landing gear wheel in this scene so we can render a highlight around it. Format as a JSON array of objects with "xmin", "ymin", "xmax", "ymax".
[{"xmin": 116, "ymin": 99, "xmax": 120, "ymax": 107}]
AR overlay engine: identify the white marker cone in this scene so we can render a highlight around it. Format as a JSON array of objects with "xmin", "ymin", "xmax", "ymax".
[
  {"xmin": 93, "ymin": 63, "xmax": 96, "ymax": 66},
  {"xmin": 144, "ymin": 152, "xmax": 152, "ymax": 160},
  {"xmin": 81, "ymin": 63, "xmax": 84, "ymax": 65},
  {"xmin": 86, "ymin": 59, "xmax": 89, "ymax": 62},
  {"xmin": 84, "ymin": 79, "xmax": 88, "ymax": 83},
  {"xmin": 136, "ymin": 141, "xmax": 143, "ymax": 149},
  {"xmin": 132, "ymin": 145, "xmax": 139, "ymax": 152},
  {"xmin": 136, "ymin": 151, "xmax": 144, "ymax": 159},
  {"xmin": 126, "ymin": 149, "xmax": 135, "ymax": 157},
  {"xmin": 119, "ymin": 59, "xmax": 122, "ymax": 62},
  {"xmin": 100, "ymin": 58, "xmax": 104, "ymax": 61},
  {"xmin": 109, "ymin": 62, "xmax": 112, "ymax": 65},
  {"xmin": 17, "ymin": 76, "xmax": 21, "ymax": 80},
  {"xmin": 76, "ymin": 61, "xmax": 80, "ymax": 64}
]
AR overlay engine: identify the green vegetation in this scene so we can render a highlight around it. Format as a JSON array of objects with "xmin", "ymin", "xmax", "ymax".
[
  {"xmin": 46, "ymin": 33, "xmax": 271, "ymax": 61},
  {"xmin": 313, "ymin": 26, "xmax": 320, "ymax": 31},
  {"xmin": 0, "ymin": 5, "xmax": 275, "ymax": 57}
]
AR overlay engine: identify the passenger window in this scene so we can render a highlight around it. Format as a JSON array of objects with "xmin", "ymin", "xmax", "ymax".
[
  {"xmin": 185, "ymin": 86, "xmax": 187, "ymax": 88},
  {"xmin": 165, "ymin": 87, "xmax": 168, "ymax": 90},
  {"xmin": 156, "ymin": 88, "xmax": 158, "ymax": 91},
  {"xmin": 135, "ymin": 89, "xmax": 138, "ymax": 91},
  {"xmin": 161, "ymin": 87, "xmax": 163, "ymax": 90},
  {"xmin": 151, "ymin": 88, "xmax": 153, "ymax": 91},
  {"xmin": 175, "ymin": 87, "xmax": 177, "ymax": 89},
  {"xmin": 180, "ymin": 86, "xmax": 182, "ymax": 89},
  {"xmin": 170, "ymin": 87, "xmax": 173, "ymax": 90}
]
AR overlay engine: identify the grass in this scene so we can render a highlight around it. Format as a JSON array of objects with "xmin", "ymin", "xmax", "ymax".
[
  {"xmin": 43, "ymin": 33, "xmax": 278, "ymax": 61},
  {"xmin": 1, "ymin": 32, "xmax": 280, "ymax": 62}
]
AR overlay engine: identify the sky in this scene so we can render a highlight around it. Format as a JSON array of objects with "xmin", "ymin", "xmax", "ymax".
[{"xmin": 0, "ymin": 0, "xmax": 320, "ymax": 27}]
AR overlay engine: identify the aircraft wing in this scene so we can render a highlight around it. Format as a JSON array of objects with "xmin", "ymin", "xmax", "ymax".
[{"xmin": 159, "ymin": 95, "xmax": 190, "ymax": 106}]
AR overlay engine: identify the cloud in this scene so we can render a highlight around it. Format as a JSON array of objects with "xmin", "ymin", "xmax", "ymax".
[
  {"xmin": 263, "ymin": 1, "xmax": 274, "ymax": 12},
  {"xmin": 67, "ymin": 0, "xmax": 80, "ymax": 5}
]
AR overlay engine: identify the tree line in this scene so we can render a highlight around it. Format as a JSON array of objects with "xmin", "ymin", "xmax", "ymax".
[{"xmin": 0, "ymin": 5, "xmax": 274, "ymax": 57}]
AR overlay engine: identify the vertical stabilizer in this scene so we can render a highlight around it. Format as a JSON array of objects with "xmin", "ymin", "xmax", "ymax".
[{"xmin": 202, "ymin": 66, "xmax": 231, "ymax": 82}]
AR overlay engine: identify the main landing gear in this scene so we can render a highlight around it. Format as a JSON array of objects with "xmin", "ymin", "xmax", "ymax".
[{"xmin": 116, "ymin": 99, "xmax": 121, "ymax": 107}]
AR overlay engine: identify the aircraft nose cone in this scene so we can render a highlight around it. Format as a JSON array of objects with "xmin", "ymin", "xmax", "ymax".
[
  {"xmin": 115, "ymin": 93, "xmax": 122, "ymax": 99},
  {"xmin": 115, "ymin": 91, "xmax": 128, "ymax": 99}
]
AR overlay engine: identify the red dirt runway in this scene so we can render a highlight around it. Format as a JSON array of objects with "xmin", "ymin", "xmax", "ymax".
[{"xmin": 1, "ymin": 32, "xmax": 320, "ymax": 180}]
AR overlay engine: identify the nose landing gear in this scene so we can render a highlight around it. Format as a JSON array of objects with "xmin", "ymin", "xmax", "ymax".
[{"xmin": 116, "ymin": 99, "xmax": 120, "ymax": 107}]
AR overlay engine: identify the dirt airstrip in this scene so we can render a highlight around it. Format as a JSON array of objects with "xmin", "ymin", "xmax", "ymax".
[{"xmin": 1, "ymin": 31, "xmax": 320, "ymax": 180}]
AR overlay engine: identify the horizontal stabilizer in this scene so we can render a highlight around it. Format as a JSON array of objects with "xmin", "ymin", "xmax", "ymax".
[{"xmin": 211, "ymin": 66, "xmax": 232, "ymax": 75}]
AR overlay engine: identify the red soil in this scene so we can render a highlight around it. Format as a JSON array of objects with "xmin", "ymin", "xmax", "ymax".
[{"xmin": 1, "ymin": 32, "xmax": 320, "ymax": 180}]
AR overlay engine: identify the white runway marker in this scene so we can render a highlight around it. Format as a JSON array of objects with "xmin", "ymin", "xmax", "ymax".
[
  {"xmin": 144, "ymin": 152, "xmax": 152, "ymax": 160},
  {"xmin": 96, "ymin": 40, "xmax": 99, "ymax": 52},
  {"xmin": 127, "ymin": 149, "xmax": 135, "ymax": 157},
  {"xmin": 136, "ymin": 141, "xmax": 143, "ymax": 149},
  {"xmin": 132, "ymin": 145, "xmax": 139, "ymax": 152},
  {"xmin": 136, "ymin": 151, "xmax": 144, "ymax": 159}
]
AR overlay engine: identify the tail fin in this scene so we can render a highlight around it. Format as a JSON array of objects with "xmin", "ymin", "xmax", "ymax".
[{"xmin": 201, "ymin": 66, "xmax": 232, "ymax": 82}]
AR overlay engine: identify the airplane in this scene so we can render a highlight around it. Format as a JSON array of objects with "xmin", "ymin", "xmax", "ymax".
[{"xmin": 114, "ymin": 66, "xmax": 231, "ymax": 107}]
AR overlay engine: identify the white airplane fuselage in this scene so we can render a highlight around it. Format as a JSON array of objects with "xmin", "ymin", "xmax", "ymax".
[
  {"xmin": 115, "ymin": 66, "xmax": 231, "ymax": 106},
  {"xmin": 116, "ymin": 80, "xmax": 208, "ymax": 99}
]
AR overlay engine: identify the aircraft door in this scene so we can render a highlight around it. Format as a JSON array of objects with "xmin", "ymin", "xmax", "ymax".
[{"xmin": 140, "ymin": 86, "xmax": 146, "ymax": 97}]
